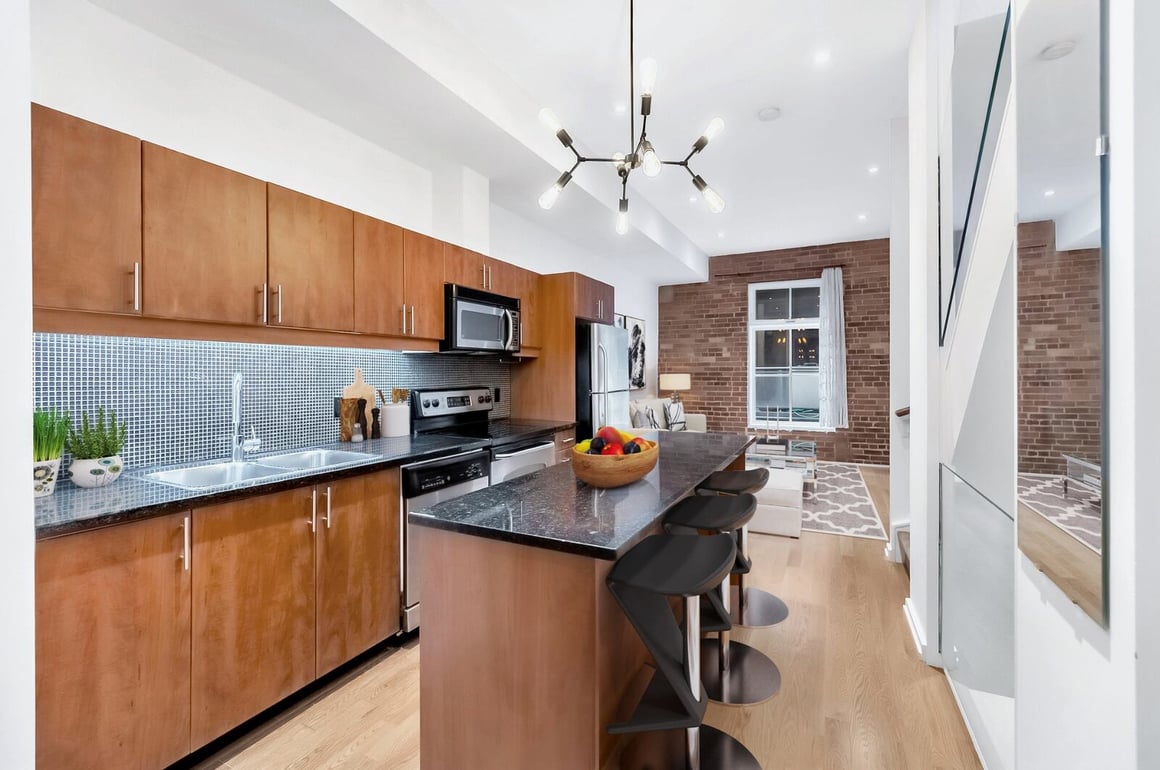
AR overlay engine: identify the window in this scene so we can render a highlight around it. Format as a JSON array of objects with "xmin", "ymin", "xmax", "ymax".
[{"xmin": 747, "ymin": 279, "xmax": 822, "ymax": 428}]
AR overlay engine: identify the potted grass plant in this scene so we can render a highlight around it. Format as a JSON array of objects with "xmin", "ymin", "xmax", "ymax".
[
  {"xmin": 67, "ymin": 408, "xmax": 128, "ymax": 488},
  {"xmin": 33, "ymin": 410, "xmax": 70, "ymax": 497}
]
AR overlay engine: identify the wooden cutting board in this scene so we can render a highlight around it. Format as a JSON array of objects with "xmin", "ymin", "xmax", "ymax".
[{"xmin": 342, "ymin": 369, "xmax": 376, "ymax": 428}]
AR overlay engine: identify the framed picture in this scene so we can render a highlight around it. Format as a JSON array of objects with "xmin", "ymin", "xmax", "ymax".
[
  {"xmin": 625, "ymin": 315, "xmax": 646, "ymax": 390},
  {"xmin": 614, "ymin": 313, "xmax": 626, "ymax": 329}
]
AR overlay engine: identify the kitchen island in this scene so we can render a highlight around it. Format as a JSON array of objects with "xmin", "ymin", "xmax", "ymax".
[{"xmin": 410, "ymin": 430, "xmax": 754, "ymax": 770}]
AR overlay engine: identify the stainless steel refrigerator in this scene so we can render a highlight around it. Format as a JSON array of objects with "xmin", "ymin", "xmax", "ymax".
[{"xmin": 576, "ymin": 320, "xmax": 630, "ymax": 439}]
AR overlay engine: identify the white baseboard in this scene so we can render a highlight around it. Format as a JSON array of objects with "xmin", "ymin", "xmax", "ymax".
[
  {"xmin": 942, "ymin": 670, "xmax": 993, "ymax": 770},
  {"xmin": 902, "ymin": 597, "xmax": 927, "ymax": 658}
]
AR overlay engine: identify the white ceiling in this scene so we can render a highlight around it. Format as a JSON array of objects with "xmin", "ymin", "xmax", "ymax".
[{"xmin": 88, "ymin": 0, "xmax": 918, "ymax": 274}]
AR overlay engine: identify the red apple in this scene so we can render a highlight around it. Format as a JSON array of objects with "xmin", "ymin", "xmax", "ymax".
[
  {"xmin": 601, "ymin": 443, "xmax": 624, "ymax": 456},
  {"xmin": 596, "ymin": 426, "xmax": 623, "ymax": 446}
]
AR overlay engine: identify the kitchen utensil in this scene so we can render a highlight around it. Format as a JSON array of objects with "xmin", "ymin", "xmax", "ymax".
[
  {"xmin": 343, "ymin": 369, "xmax": 375, "ymax": 428},
  {"xmin": 371, "ymin": 407, "xmax": 382, "ymax": 439},
  {"xmin": 338, "ymin": 398, "xmax": 362, "ymax": 442},
  {"xmin": 356, "ymin": 398, "xmax": 369, "ymax": 443},
  {"xmin": 377, "ymin": 388, "xmax": 389, "ymax": 407},
  {"xmin": 392, "ymin": 388, "xmax": 409, "ymax": 405}
]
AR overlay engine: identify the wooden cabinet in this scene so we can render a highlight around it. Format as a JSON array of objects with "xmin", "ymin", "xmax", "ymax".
[
  {"xmin": 36, "ymin": 512, "xmax": 191, "ymax": 770},
  {"xmin": 575, "ymin": 274, "xmax": 615, "ymax": 323},
  {"xmin": 316, "ymin": 469, "xmax": 401, "ymax": 675},
  {"xmin": 486, "ymin": 257, "xmax": 522, "ymax": 298},
  {"xmin": 268, "ymin": 184, "xmax": 355, "ymax": 332},
  {"xmin": 512, "ymin": 266, "xmax": 542, "ymax": 349},
  {"xmin": 444, "ymin": 244, "xmax": 486, "ymax": 289},
  {"xmin": 32, "ymin": 104, "xmax": 142, "ymax": 315},
  {"xmin": 143, "ymin": 144, "xmax": 267, "ymax": 324},
  {"xmin": 554, "ymin": 427, "xmax": 577, "ymax": 465},
  {"xmin": 403, "ymin": 230, "xmax": 447, "ymax": 339},
  {"xmin": 191, "ymin": 487, "xmax": 316, "ymax": 748},
  {"xmin": 353, "ymin": 214, "xmax": 406, "ymax": 336}
]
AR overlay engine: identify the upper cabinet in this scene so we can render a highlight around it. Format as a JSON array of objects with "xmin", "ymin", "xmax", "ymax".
[
  {"xmin": 32, "ymin": 104, "xmax": 142, "ymax": 315},
  {"xmin": 353, "ymin": 214, "xmax": 405, "ymax": 336},
  {"xmin": 267, "ymin": 184, "xmax": 355, "ymax": 332},
  {"xmin": 403, "ymin": 230, "xmax": 446, "ymax": 340},
  {"xmin": 143, "ymin": 144, "xmax": 267, "ymax": 325},
  {"xmin": 574, "ymin": 274, "xmax": 615, "ymax": 324},
  {"xmin": 444, "ymin": 244, "xmax": 486, "ymax": 290}
]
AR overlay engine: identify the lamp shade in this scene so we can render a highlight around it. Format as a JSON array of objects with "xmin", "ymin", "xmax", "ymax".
[{"xmin": 659, "ymin": 373, "xmax": 691, "ymax": 392}]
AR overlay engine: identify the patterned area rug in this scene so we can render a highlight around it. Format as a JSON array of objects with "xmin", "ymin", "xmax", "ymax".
[
  {"xmin": 1018, "ymin": 474, "xmax": 1102, "ymax": 553},
  {"xmin": 801, "ymin": 462, "xmax": 887, "ymax": 540}
]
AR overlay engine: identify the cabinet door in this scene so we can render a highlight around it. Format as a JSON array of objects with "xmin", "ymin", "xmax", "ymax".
[
  {"xmin": 32, "ymin": 104, "xmax": 142, "ymax": 314},
  {"xmin": 268, "ymin": 184, "xmax": 355, "ymax": 331},
  {"xmin": 596, "ymin": 281, "xmax": 616, "ymax": 322},
  {"xmin": 444, "ymin": 244, "xmax": 486, "ymax": 289},
  {"xmin": 573, "ymin": 274, "xmax": 600, "ymax": 322},
  {"xmin": 403, "ymin": 230, "xmax": 446, "ymax": 340},
  {"xmin": 143, "ymin": 144, "xmax": 268, "ymax": 324},
  {"xmin": 316, "ymin": 470, "xmax": 401, "ymax": 676},
  {"xmin": 37, "ymin": 513, "xmax": 191, "ymax": 770},
  {"xmin": 191, "ymin": 488, "xmax": 316, "ymax": 749},
  {"xmin": 514, "ymin": 267, "xmax": 542, "ymax": 348},
  {"xmin": 485, "ymin": 257, "xmax": 521, "ymax": 298},
  {"xmin": 353, "ymin": 213, "xmax": 406, "ymax": 336}
]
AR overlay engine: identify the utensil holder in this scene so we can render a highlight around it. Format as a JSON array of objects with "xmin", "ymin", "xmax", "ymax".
[{"xmin": 338, "ymin": 398, "xmax": 362, "ymax": 442}]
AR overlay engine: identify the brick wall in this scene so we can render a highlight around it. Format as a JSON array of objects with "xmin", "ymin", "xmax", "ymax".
[
  {"xmin": 1017, "ymin": 220, "xmax": 1101, "ymax": 475},
  {"xmin": 658, "ymin": 238, "xmax": 890, "ymax": 464}
]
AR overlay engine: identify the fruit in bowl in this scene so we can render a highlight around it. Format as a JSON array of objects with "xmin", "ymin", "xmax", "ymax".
[{"xmin": 572, "ymin": 427, "xmax": 658, "ymax": 488}]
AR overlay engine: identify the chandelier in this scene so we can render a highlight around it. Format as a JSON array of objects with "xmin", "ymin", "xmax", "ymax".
[{"xmin": 536, "ymin": 0, "xmax": 726, "ymax": 234}]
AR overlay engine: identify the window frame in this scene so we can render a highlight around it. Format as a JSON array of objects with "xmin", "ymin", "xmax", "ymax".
[{"xmin": 746, "ymin": 278, "xmax": 831, "ymax": 432}]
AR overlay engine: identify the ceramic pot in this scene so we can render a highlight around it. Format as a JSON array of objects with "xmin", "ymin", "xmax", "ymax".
[
  {"xmin": 69, "ymin": 455, "xmax": 124, "ymax": 488},
  {"xmin": 34, "ymin": 458, "xmax": 61, "ymax": 497}
]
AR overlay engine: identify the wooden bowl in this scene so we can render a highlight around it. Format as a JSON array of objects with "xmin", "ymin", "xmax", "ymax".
[{"xmin": 571, "ymin": 441, "xmax": 659, "ymax": 488}]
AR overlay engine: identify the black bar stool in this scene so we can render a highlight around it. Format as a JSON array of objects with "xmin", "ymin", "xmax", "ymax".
[
  {"xmin": 608, "ymin": 533, "xmax": 760, "ymax": 770},
  {"xmin": 697, "ymin": 468, "xmax": 790, "ymax": 629},
  {"xmin": 665, "ymin": 494, "xmax": 781, "ymax": 706}
]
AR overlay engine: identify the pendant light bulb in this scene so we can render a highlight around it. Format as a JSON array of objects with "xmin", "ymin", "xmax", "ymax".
[
  {"xmin": 539, "ymin": 108, "xmax": 563, "ymax": 133},
  {"xmin": 538, "ymin": 171, "xmax": 573, "ymax": 210},
  {"xmin": 641, "ymin": 143, "xmax": 662, "ymax": 177},
  {"xmin": 703, "ymin": 117, "xmax": 725, "ymax": 142},
  {"xmin": 639, "ymin": 57, "xmax": 658, "ymax": 97},
  {"xmin": 616, "ymin": 198, "xmax": 630, "ymax": 235},
  {"xmin": 702, "ymin": 185, "xmax": 726, "ymax": 213}
]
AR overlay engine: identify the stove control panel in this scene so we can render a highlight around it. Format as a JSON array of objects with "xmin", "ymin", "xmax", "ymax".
[{"xmin": 412, "ymin": 387, "xmax": 494, "ymax": 418}]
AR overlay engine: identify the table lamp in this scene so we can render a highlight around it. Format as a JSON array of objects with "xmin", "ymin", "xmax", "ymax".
[{"xmin": 659, "ymin": 373, "xmax": 691, "ymax": 403}]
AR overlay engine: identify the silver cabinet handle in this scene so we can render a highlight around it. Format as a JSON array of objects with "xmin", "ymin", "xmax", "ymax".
[
  {"xmin": 482, "ymin": 263, "xmax": 487, "ymax": 288},
  {"xmin": 132, "ymin": 262, "xmax": 141, "ymax": 312},
  {"xmin": 561, "ymin": 437, "xmax": 575, "ymax": 444},
  {"xmin": 260, "ymin": 283, "xmax": 268, "ymax": 324},
  {"xmin": 322, "ymin": 486, "xmax": 332, "ymax": 529},
  {"xmin": 401, "ymin": 303, "xmax": 408, "ymax": 335},
  {"xmin": 310, "ymin": 487, "xmax": 317, "ymax": 533},
  {"xmin": 410, "ymin": 305, "xmax": 416, "ymax": 336},
  {"xmin": 276, "ymin": 284, "xmax": 283, "ymax": 324},
  {"xmin": 180, "ymin": 514, "xmax": 190, "ymax": 570}
]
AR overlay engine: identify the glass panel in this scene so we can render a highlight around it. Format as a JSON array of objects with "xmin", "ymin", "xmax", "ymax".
[
  {"xmin": 790, "ymin": 372, "xmax": 820, "ymax": 422},
  {"xmin": 792, "ymin": 328, "xmax": 818, "ymax": 366},
  {"xmin": 460, "ymin": 307, "xmax": 503, "ymax": 343},
  {"xmin": 940, "ymin": 464, "xmax": 1014, "ymax": 768},
  {"xmin": 754, "ymin": 376, "xmax": 790, "ymax": 422},
  {"xmin": 791, "ymin": 286, "xmax": 820, "ymax": 319},
  {"xmin": 754, "ymin": 329, "xmax": 789, "ymax": 368},
  {"xmin": 754, "ymin": 288, "xmax": 789, "ymax": 320}
]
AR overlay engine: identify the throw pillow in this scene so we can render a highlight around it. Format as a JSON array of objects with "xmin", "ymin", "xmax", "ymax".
[
  {"xmin": 644, "ymin": 406, "xmax": 661, "ymax": 429},
  {"xmin": 664, "ymin": 400, "xmax": 687, "ymax": 431},
  {"xmin": 630, "ymin": 405, "xmax": 649, "ymax": 429}
]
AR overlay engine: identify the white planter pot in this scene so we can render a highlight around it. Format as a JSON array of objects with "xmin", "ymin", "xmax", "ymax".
[
  {"xmin": 69, "ymin": 455, "xmax": 124, "ymax": 488},
  {"xmin": 34, "ymin": 458, "xmax": 61, "ymax": 498}
]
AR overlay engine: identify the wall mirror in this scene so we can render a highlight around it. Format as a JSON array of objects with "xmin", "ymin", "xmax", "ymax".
[
  {"xmin": 942, "ymin": 5, "xmax": 1011, "ymax": 343},
  {"xmin": 1015, "ymin": 0, "xmax": 1106, "ymax": 625}
]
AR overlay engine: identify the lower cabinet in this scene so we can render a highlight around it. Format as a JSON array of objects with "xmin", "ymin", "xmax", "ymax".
[
  {"xmin": 36, "ymin": 512, "xmax": 192, "ymax": 770},
  {"xmin": 37, "ymin": 468, "xmax": 403, "ymax": 766}
]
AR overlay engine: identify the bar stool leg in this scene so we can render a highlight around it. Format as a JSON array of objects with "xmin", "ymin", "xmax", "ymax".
[
  {"xmin": 684, "ymin": 595, "xmax": 701, "ymax": 770},
  {"xmin": 730, "ymin": 524, "xmax": 791, "ymax": 629},
  {"xmin": 718, "ymin": 579, "xmax": 731, "ymax": 672}
]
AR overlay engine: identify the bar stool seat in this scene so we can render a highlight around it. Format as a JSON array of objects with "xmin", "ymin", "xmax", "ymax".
[
  {"xmin": 664, "ymin": 494, "xmax": 781, "ymax": 707},
  {"xmin": 697, "ymin": 467, "xmax": 770, "ymax": 496},
  {"xmin": 608, "ymin": 533, "xmax": 760, "ymax": 770}
]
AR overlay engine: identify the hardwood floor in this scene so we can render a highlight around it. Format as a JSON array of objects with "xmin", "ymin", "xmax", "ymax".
[
  {"xmin": 1018, "ymin": 501, "xmax": 1102, "ymax": 621},
  {"xmin": 195, "ymin": 466, "xmax": 979, "ymax": 770}
]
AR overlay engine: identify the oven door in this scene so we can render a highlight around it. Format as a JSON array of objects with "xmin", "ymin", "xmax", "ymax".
[
  {"xmin": 490, "ymin": 440, "xmax": 557, "ymax": 485},
  {"xmin": 453, "ymin": 298, "xmax": 515, "ymax": 352}
]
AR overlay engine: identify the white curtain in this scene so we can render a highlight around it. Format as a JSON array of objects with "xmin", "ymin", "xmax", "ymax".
[{"xmin": 818, "ymin": 267, "xmax": 849, "ymax": 429}]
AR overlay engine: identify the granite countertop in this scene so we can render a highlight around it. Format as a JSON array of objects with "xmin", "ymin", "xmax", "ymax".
[
  {"xmin": 409, "ymin": 430, "xmax": 755, "ymax": 560},
  {"xmin": 35, "ymin": 434, "xmax": 492, "ymax": 540}
]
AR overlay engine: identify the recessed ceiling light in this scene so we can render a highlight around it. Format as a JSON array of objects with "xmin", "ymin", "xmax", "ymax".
[
  {"xmin": 857, "ymin": 213, "xmax": 868, "ymax": 222},
  {"xmin": 717, "ymin": 231, "xmax": 726, "ymax": 238},
  {"xmin": 757, "ymin": 106, "xmax": 782, "ymax": 122},
  {"xmin": 1039, "ymin": 40, "xmax": 1077, "ymax": 61},
  {"xmin": 1044, "ymin": 189, "xmax": 1056, "ymax": 197},
  {"xmin": 868, "ymin": 165, "xmax": 880, "ymax": 175},
  {"xmin": 814, "ymin": 49, "xmax": 832, "ymax": 67},
  {"xmin": 613, "ymin": 103, "xmax": 627, "ymax": 114}
]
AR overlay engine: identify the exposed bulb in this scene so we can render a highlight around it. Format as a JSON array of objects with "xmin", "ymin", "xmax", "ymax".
[
  {"xmin": 639, "ymin": 57, "xmax": 658, "ymax": 96},
  {"xmin": 538, "ymin": 108, "xmax": 562, "ymax": 134},
  {"xmin": 616, "ymin": 199, "xmax": 629, "ymax": 235},
  {"xmin": 538, "ymin": 184, "xmax": 562, "ymax": 210},
  {"xmin": 702, "ymin": 185, "xmax": 726, "ymax": 213},
  {"xmin": 641, "ymin": 146, "xmax": 662, "ymax": 177},
  {"xmin": 703, "ymin": 117, "xmax": 725, "ymax": 142}
]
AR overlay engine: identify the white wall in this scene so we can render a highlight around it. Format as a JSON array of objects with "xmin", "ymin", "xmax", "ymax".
[
  {"xmin": 0, "ymin": 0, "xmax": 36, "ymax": 764},
  {"xmin": 888, "ymin": 116, "xmax": 911, "ymax": 560}
]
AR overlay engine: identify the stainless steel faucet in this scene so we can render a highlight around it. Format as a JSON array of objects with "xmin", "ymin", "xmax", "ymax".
[{"xmin": 231, "ymin": 373, "xmax": 261, "ymax": 462}]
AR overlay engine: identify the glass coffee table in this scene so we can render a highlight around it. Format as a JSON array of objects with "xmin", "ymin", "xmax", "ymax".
[
  {"xmin": 1062, "ymin": 454, "xmax": 1102, "ymax": 501},
  {"xmin": 746, "ymin": 437, "xmax": 817, "ymax": 486}
]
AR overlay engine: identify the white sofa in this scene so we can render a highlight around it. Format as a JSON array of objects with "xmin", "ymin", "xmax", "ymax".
[
  {"xmin": 747, "ymin": 466, "xmax": 804, "ymax": 538},
  {"xmin": 628, "ymin": 397, "xmax": 707, "ymax": 432}
]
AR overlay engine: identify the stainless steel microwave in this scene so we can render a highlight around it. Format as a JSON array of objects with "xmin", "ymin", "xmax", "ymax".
[{"xmin": 441, "ymin": 284, "xmax": 521, "ymax": 354}]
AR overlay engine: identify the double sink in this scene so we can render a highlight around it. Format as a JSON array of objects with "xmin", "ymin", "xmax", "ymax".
[{"xmin": 142, "ymin": 449, "xmax": 373, "ymax": 491}]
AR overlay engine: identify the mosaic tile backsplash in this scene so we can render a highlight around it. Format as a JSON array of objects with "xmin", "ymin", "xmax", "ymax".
[{"xmin": 34, "ymin": 334, "xmax": 513, "ymax": 470}]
